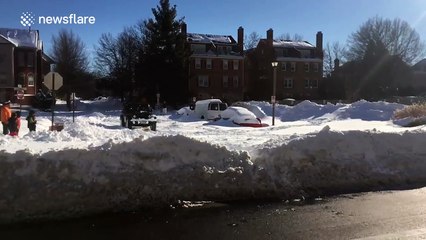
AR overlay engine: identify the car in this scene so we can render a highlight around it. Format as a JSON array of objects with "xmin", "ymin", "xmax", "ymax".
[
  {"xmin": 120, "ymin": 102, "xmax": 157, "ymax": 131},
  {"xmin": 221, "ymin": 106, "xmax": 268, "ymax": 127}
]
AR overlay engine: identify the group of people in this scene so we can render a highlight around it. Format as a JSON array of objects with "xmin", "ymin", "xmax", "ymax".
[{"xmin": 0, "ymin": 101, "xmax": 37, "ymax": 137}]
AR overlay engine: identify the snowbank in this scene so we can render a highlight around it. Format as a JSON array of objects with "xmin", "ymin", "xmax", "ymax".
[{"xmin": 1, "ymin": 98, "xmax": 425, "ymax": 224}]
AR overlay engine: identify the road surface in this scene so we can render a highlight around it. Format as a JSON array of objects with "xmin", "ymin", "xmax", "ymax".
[{"xmin": 2, "ymin": 188, "xmax": 426, "ymax": 239}]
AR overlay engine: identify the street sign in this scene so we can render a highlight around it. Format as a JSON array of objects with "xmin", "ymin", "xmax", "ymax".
[
  {"xmin": 16, "ymin": 90, "xmax": 24, "ymax": 100},
  {"xmin": 271, "ymin": 95, "xmax": 276, "ymax": 104},
  {"xmin": 43, "ymin": 72, "xmax": 63, "ymax": 90}
]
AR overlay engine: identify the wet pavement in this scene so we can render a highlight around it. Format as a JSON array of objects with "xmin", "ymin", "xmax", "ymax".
[{"xmin": 2, "ymin": 188, "xmax": 426, "ymax": 240}]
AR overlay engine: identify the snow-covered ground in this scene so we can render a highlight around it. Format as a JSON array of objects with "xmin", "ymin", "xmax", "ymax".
[{"xmin": 1, "ymin": 97, "xmax": 426, "ymax": 223}]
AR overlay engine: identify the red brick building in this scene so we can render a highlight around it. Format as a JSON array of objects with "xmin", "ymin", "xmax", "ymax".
[
  {"xmin": 246, "ymin": 29, "xmax": 324, "ymax": 101},
  {"xmin": 0, "ymin": 28, "xmax": 53, "ymax": 104},
  {"xmin": 183, "ymin": 24, "xmax": 246, "ymax": 103}
]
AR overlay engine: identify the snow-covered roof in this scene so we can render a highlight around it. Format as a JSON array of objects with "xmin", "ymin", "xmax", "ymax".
[
  {"xmin": 0, "ymin": 28, "xmax": 41, "ymax": 49},
  {"xmin": 187, "ymin": 33, "xmax": 236, "ymax": 45},
  {"xmin": 273, "ymin": 40, "xmax": 315, "ymax": 48}
]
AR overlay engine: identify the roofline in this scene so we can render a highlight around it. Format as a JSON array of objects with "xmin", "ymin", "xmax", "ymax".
[
  {"xmin": 42, "ymin": 53, "xmax": 55, "ymax": 63},
  {"xmin": 0, "ymin": 34, "xmax": 16, "ymax": 46}
]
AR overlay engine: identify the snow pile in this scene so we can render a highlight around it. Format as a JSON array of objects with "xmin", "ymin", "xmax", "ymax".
[{"xmin": 0, "ymin": 98, "xmax": 425, "ymax": 223}]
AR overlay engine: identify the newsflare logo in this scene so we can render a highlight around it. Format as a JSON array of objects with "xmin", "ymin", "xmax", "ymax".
[
  {"xmin": 19, "ymin": 12, "xmax": 96, "ymax": 27},
  {"xmin": 20, "ymin": 12, "xmax": 36, "ymax": 27}
]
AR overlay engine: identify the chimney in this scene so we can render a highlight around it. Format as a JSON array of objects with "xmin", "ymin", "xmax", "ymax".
[
  {"xmin": 316, "ymin": 31, "xmax": 323, "ymax": 52},
  {"xmin": 334, "ymin": 58, "xmax": 340, "ymax": 70},
  {"xmin": 237, "ymin": 26, "xmax": 244, "ymax": 53},
  {"xmin": 267, "ymin": 28, "xmax": 273, "ymax": 46},
  {"xmin": 181, "ymin": 22, "xmax": 187, "ymax": 36}
]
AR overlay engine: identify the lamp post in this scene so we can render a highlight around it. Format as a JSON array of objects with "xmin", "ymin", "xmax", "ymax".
[{"xmin": 271, "ymin": 61, "xmax": 278, "ymax": 126}]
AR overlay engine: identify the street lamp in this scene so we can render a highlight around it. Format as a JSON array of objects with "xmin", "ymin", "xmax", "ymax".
[{"xmin": 271, "ymin": 61, "xmax": 278, "ymax": 126}]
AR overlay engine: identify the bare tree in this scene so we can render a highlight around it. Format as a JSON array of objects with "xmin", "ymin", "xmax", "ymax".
[
  {"xmin": 276, "ymin": 33, "xmax": 304, "ymax": 41},
  {"xmin": 51, "ymin": 29, "xmax": 90, "ymax": 100},
  {"xmin": 94, "ymin": 26, "xmax": 143, "ymax": 98},
  {"xmin": 346, "ymin": 16, "xmax": 425, "ymax": 64},
  {"xmin": 244, "ymin": 31, "xmax": 261, "ymax": 50},
  {"xmin": 51, "ymin": 29, "xmax": 89, "ymax": 75},
  {"xmin": 324, "ymin": 41, "xmax": 347, "ymax": 76}
]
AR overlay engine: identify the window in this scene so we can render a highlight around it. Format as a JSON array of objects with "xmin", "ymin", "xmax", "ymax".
[
  {"xmin": 195, "ymin": 58, "xmax": 201, "ymax": 69},
  {"xmin": 284, "ymin": 79, "xmax": 293, "ymax": 88},
  {"xmin": 191, "ymin": 44, "xmax": 205, "ymax": 54},
  {"xmin": 313, "ymin": 63, "xmax": 319, "ymax": 72},
  {"xmin": 311, "ymin": 79, "xmax": 318, "ymax": 88},
  {"xmin": 304, "ymin": 63, "xmax": 310, "ymax": 72},
  {"xmin": 198, "ymin": 75, "xmax": 209, "ymax": 87},
  {"xmin": 233, "ymin": 60, "xmax": 239, "ymax": 70},
  {"xmin": 223, "ymin": 76, "xmax": 229, "ymax": 88},
  {"xmin": 233, "ymin": 76, "xmax": 239, "ymax": 88},
  {"xmin": 27, "ymin": 52, "xmax": 34, "ymax": 67},
  {"xmin": 206, "ymin": 59, "xmax": 212, "ymax": 70},
  {"xmin": 282, "ymin": 49, "xmax": 289, "ymax": 57},
  {"xmin": 304, "ymin": 79, "xmax": 310, "ymax": 88},
  {"xmin": 281, "ymin": 62, "xmax": 287, "ymax": 71},
  {"xmin": 300, "ymin": 50, "xmax": 311, "ymax": 58},
  {"xmin": 291, "ymin": 62, "xmax": 296, "ymax": 72},
  {"xmin": 18, "ymin": 72, "xmax": 25, "ymax": 86},
  {"xmin": 27, "ymin": 73, "xmax": 34, "ymax": 86},
  {"xmin": 223, "ymin": 60, "xmax": 228, "ymax": 70}
]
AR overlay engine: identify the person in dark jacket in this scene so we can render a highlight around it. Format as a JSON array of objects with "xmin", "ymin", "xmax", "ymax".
[
  {"xmin": 8, "ymin": 111, "xmax": 21, "ymax": 137},
  {"xmin": 26, "ymin": 110, "xmax": 37, "ymax": 132}
]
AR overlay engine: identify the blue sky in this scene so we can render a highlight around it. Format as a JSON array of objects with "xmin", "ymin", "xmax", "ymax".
[{"xmin": 1, "ymin": 0, "xmax": 425, "ymax": 63}]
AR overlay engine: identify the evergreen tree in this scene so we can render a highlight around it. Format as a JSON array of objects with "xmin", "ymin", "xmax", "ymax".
[{"xmin": 138, "ymin": 0, "xmax": 189, "ymax": 105}]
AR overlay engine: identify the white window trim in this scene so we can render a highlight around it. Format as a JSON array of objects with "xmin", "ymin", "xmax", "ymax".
[
  {"xmin": 284, "ymin": 78, "xmax": 293, "ymax": 89},
  {"xmin": 198, "ymin": 75, "xmax": 209, "ymax": 87},
  {"xmin": 233, "ymin": 76, "xmax": 239, "ymax": 88},
  {"xmin": 195, "ymin": 58, "xmax": 201, "ymax": 69},
  {"xmin": 304, "ymin": 63, "xmax": 310, "ymax": 72},
  {"xmin": 281, "ymin": 62, "xmax": 287, "ymax": 71},
  {"xmin": 291, "ymin": 62, "xmax": 296, "ymax": 72},
  {"xmin": 233, "ymin": 60, "xmax": 239, "ymax": 70},
  {"xmin": 314, "ymin": 63, "xmax": 319, "ymax": 72},
  {"xmin": 223, "ymin": 76, "xmax": 228, "ymax": 88},
  {"xmin": 27, "ymin": 73, "xmax": 35, "ymax": 86}
]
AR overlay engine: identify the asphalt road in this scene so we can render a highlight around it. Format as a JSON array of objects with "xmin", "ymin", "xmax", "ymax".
[{"xmin": 2, "ymin": 188, "xmax": 426, "ymax": 240}]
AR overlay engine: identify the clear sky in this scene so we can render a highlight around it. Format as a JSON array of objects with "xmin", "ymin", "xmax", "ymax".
[{"xmin": 1, "ymin": 0, "xmax": 425, "ymax": 64}]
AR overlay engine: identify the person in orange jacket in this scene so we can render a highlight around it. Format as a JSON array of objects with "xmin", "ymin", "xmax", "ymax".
[{"xmin": 1, "ymin": 101, "xmax": 12, "ymax": 135}]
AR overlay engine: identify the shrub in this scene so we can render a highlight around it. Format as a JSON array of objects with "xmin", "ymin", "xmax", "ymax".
[{"xmin": 393, "ymin": 103, "xmax": 426, "ymax": 119}]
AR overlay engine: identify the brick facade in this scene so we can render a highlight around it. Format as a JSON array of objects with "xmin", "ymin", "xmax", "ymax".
[{"xmin": 246, "ymin": 29, "xmax": 324, "ymax": 101}]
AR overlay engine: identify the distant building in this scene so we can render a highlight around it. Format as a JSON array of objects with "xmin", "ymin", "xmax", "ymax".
[
  {"xmin": 0, "ymin": 28, "xmax": 53, "ymax": 104},
  {"xmin": 183, "ymin": 24, "xmax": 245, "ymax": 103},
  {"xmin": 332, "ymin": 55, "xmax": 412, "ymax": 100},
  {"xmin": 245, "ymin": 29, "xmax": 324, "ymax": 101}
]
